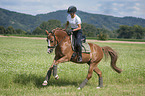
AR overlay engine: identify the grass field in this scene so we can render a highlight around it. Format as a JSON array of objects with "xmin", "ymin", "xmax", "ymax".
[{"xmin": 0, "ymin": 37, "xmax": 145, "ymax": 96}]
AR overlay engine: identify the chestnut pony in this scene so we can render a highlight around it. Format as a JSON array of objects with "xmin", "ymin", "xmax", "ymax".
[{"xmin": 43, "ymin": 28, "xmax": 122, "ymax": 89}]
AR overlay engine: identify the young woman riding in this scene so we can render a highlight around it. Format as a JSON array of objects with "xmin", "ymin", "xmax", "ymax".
[{"xmin": 65, "ymin": 6, "xmax": 83, "ymax": 62}]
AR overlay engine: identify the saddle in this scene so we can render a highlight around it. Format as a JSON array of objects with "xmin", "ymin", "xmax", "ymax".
[{"xmin": 71, "ymin": 35, "xmax": 91, "ymax": 54}]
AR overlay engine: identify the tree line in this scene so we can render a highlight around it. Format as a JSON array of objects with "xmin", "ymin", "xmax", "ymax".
[
  {"xmin": 0, "ymin": 26, "xmax": 27, "ymax": 35},
  {"xmin": 117, "ymin": 25, "xmax": 145, "ymax": 39},
  {"xmin": 0, "ymin": 19, "xmax": 145, "ymax": 39}
]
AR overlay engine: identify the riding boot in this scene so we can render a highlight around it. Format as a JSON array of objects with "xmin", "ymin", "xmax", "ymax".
[{"xmin": 77, "ymin": 48, "xmax": 82, "ymax": 62}]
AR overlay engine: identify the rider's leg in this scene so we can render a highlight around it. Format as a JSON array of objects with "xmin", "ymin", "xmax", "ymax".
[{"xmin": 75, "ymin": 30, "xmax": 82, "ymax": 62}]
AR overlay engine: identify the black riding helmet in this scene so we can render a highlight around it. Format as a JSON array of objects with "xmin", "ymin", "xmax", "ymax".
[{"xmin": 67, "ymin": 6, "xmax": 77, "ymax": 13}]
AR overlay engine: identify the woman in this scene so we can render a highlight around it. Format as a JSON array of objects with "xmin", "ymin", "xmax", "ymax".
[{"xmin": 65, "ymin": 6, "xmax": 82, "ymax": 62}]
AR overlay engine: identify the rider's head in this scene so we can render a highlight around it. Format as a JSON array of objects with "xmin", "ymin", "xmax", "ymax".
[{"xmin": 67, "ymin": 6, "xmax": 77, "ymax": 14}]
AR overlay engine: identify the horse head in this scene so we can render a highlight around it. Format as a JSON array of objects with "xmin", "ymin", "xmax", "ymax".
[
  {"xmin": 46, "ymin": 28, "xmax": 68, "ymax": 54},
  {"xmin": 46, "ymin": 29, "xmax": 57, "ymax": 54}
]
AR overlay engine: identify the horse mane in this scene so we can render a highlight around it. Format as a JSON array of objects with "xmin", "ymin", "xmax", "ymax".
[
  {"xmin": 52, "ymin": 28, "xmax": 68, "ymax": 36},
  {"xmin": 52, "ymin": 28, "xmax": 62, "ymax": 33}
]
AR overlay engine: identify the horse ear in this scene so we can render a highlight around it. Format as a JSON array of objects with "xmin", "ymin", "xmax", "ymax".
[{"xmin": 45, "ymin": 30, "xmax": 49, "ymax": 35}]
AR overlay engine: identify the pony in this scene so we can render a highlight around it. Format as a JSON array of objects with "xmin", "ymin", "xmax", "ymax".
[{"xmin": 42, "ymin": 28, "xmax": 122, "ymax": 89}]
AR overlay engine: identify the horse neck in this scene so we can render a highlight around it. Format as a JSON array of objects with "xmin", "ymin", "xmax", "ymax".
[
  {"xmin": 55, "ymin": 30, "xmax": 68, "ymax": 41},
  {"xmin": 55, "ymin": 30, "xmax": 70, "ymax": 46}
]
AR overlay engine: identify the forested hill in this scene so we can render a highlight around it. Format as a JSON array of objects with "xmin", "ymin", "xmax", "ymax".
[
  {"xmin": 0, "ymin": 8, "xmax": 41, "ymax": 32},
  {"xmin": 0, "ymin": 8, "xmax": 145, "ymax": 31},
  {"xmin": 36, "ymin": 10, "xmax": 145, "ymax": 30}
]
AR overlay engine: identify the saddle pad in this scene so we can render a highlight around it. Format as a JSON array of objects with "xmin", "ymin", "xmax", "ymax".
[
  {"xmin": 82, "ymin": 42, "xmax": 91, "ymax": 53},
  {"xmin": 71, "ymin": 35, "xmax": 91, "ymax": 53}
]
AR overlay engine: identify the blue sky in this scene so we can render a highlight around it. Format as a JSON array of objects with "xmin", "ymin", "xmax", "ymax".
[{"xmin": 0, "ymin": 0, "xmax": 145, "ymax": 19}]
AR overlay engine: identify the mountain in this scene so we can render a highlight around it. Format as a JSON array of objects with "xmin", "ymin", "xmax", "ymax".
[
  {"xmin": 36, "ymin": 10, "xmax": 145, "ymax": 30},
  {"xmin": 0, "ymin": 8, "xmax": 145, "ymax": 32},
  {"xmin": 0, "ymin": 8, "xmax": 41, "ymax": 32}
]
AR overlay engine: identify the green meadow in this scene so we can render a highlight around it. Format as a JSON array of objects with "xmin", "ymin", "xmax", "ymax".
[{"xmin": 0, "ymin": 37, "xmax": 144, "ymax": 96}]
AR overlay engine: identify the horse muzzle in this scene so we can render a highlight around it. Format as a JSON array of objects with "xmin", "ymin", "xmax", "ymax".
[{"xmin": 47, "ymin": 48, "xmax": 53, "ymax": 54}]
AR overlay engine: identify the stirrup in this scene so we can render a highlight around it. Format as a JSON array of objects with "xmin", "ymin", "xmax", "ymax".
[{"xmin": 77, "ymin": 56, "xmax": 82, "ymax": 62}]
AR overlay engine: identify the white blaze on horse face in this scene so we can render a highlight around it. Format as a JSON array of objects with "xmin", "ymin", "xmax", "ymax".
[
  {"xmin": 48, "ymin": 39, "xmax": 50, "ymax": 47},
  {"xmin": 47, "ymin": 39, "xmax": 51, "ymax": 53}
]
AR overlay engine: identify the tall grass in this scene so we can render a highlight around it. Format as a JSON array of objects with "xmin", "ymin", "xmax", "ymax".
[{"xmin": 0, "ymin": 37, "xmax": 144, "ymax": 96}]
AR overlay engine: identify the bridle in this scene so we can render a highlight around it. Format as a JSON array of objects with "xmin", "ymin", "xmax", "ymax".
[{"xmin": 47, "ymin": 32, "xmax": 66, "ymax": 49}]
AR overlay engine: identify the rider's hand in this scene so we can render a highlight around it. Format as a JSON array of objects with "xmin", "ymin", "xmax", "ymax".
[{"xmin": 67, "ymin": 29, "xmax": 73, "ymax": 36}]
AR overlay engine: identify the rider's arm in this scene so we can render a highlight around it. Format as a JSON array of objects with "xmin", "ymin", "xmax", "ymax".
[{"xmin": 73, "ymin": 24, "xmax": 81, "ymax": 31}]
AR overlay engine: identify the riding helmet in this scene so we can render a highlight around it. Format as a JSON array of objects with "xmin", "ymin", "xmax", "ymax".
[{"xmin": 67, "ymin": 6, "xmax": 77, "ymax": 13}]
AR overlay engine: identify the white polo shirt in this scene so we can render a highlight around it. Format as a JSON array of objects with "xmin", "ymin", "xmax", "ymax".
[{"xmin": 67, "ymin": 14, "xmax": 81, "ymax": 29}]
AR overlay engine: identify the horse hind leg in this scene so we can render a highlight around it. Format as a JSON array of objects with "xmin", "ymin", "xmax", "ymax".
[
  {"xmin": 78, "ymin": 63, "xmax": 94, "ymax": 89},
  {"xmin": 93, "ymin": 66, "xmax": 103, "ymax": 88}
]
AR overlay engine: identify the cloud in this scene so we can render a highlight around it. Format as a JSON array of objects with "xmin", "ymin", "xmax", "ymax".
[
  {"xmin": 87, "ymin": 0, "xmax": 145, "ymax": 18},
  {"xmin": 0, "ymin": 0, "xmax": 145, "ymax": 19}
]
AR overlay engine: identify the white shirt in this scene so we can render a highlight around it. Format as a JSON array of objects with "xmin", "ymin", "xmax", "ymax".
[{"xmin": 67, "ymin": 14, "xmax": 81, "ymax": 29}]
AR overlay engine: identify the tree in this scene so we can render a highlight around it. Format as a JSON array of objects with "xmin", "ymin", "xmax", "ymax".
[
  {"xmin": 15, "ymin": 29, "xmax": 26, "ymax": 34},
  {"xmin": 6, "ymin": 26, "xmax": 16, "ymax": 34},
  {"xmin": 117, "ymin": 25, "xmax": 132, "ymax": 38},
  {"xmin": 132, "ymin": 25, "xmax": 145, "ymax": 39},
  {"xmin": 81, "ymin": 23, "xmax": 111, "ymax": 38},
  {"xmin": 117, "ymin": 25, "xmax": 145, "ymax": 39},
  {"xmin": 0, "ymin": 26, "xmax": 6, "ymax": 34},
  {"xmin": 32, "ymin": 27, "xmax": 44, "ymax": 35},
  {"xmin": 82, "ymin": 23, "xmax": 98, "ymax": 37},
  {"xmin": 97, "ymin": 32, "xmax": 108, "ymax": 40},
  {"xmin": 96, "ymin": 28, "xmax": 113, "ymax": 38}
]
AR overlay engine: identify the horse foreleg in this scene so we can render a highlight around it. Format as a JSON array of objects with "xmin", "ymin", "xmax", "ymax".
[
  {"xmin": 42, "ymin": 67, "xmax": 53, "ymax": 86},
  {"xmin": 53, "ymin": 56, "xmax": 69, "ymax": 79},
  {"xmin": 53, "ymin": 64, "xmax": 59, "ymax": 79},
  {"xmin": 42, "ymin": 59, "xmax": 57, "ymax": 86},
  {"xmin": 45, "ymin": 56, "xmax": 69, "ymax": 80},
  {"xmin": 78, "ymin": 64, "xmax": 94, "ymax": 89},
  {"xmin": 54, "ymin": 56, "xmax": 69, "ymax": 65}
]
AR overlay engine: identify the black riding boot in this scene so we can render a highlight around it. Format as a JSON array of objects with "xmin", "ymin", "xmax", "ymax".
[{"xmin": 77, "ymin": 46, "xmax": 82, "ymax": 62}]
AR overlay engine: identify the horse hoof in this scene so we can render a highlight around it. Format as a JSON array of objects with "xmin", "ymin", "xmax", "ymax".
[
  {"xmin": 42, "ymin": 80, "xmax": 48, "ymax": 86},
  {"xmin": 96, "ymin": 87, "xmax": 101, "ymax": 89},
  {"xmin": 55, "ymin": 75, "xmax": 59, "ymax": 80},
  {"xmin": 77, "ymin": 87, "xmax": 81, "ymax": 90}
]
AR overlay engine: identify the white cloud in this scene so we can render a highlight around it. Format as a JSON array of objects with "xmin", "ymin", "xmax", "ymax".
[
  {"xmin": 90, "ymin": 0, "xmax": 145, "ymax": 18},
  {"xmin": 0, "ymin": 0, "xmax": 145, "ymax": 19}
]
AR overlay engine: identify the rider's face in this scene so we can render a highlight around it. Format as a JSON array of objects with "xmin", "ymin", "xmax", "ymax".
[{"xmin": 70, "ymin": 12, "xmax": 75, "ymax": 18}]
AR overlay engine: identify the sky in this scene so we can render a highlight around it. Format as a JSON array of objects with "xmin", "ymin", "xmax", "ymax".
[{"xmin": 0, "ymin": 0, "xmax": 145, "ymax": 19}]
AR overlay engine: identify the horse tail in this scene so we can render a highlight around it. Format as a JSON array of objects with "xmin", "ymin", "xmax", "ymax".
[{"xmin": 102, "ymin": 46, "xmax": 122, "ymax": 73}]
